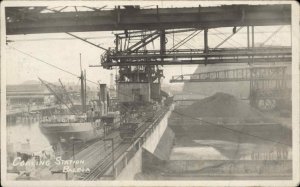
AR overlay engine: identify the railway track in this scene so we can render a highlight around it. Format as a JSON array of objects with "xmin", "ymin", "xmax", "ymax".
[
  {"xmin": 50, "ymin": 131, "xmax": 120, "ymax": 173},
  {"xmin": 79, "ymin": 107, "xmax": 169, "ymax": 180},
  {"xmin": 80, "ymin": 118, "xmax": 151, "ymax": 180},
  {"xmin": 81, "ymin": 139, "xmax": 127, "ymax": 180}
]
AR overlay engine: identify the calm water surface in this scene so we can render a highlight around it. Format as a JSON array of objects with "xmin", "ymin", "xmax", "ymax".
[{"xmin": 7, "ymin": 121, "xmax": 52, "ymax": 153}]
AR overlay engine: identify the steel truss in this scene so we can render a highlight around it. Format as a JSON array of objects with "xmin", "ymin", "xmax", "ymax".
[
  {"xmin": 101, "ymin": 47, "xmax": 291, "ymax": 68},
  {"xmin": 170, "ymin": 66, "xmax": 291, "ymax": 110},
  {"xmin": 6, "ymin": 5, "xmax": 291, "ymax": 35}
]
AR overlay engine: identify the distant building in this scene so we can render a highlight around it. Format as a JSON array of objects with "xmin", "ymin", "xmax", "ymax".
[{"xmin": 6, "ymin": 83, "xmax": 54, "ymax": 106}]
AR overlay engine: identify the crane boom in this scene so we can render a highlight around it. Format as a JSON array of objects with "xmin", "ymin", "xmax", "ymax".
[
  {"xmin": 58, "ymin": 78, "xmax": 76, "ymax": 111},
  {"xmin": 38, "ymin": 77, "xmax": 78, "ymax": 115}
]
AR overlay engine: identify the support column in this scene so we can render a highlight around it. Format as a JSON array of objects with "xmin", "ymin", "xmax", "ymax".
[
  {"xmin": 204, "ymin": 28, "xmax": 208, "ymax": 53},
  {"xmin": 252, "ymin": 26, "xmax": 255, "ymax": 47},
  {"xmin": 248, "ymin": 26, "xmax": 255, "ymax": 107},
  {"xmin": 115, "ymin": 35, "xmax": 119, "ymax": 52},
  {"xmin": 247, "ymin": 26, "xmax": 250, "ymax": 49},
  {"xmin": 160, "ymin": 30, "xmax": 166, "ymax": 55},
  {"xmin": 204, "ymin": 28, "xmax": 208, "ymax": 63},
  {"xmin": 252, "ymin": 26, "xmax": 255, "ymax": 64}
]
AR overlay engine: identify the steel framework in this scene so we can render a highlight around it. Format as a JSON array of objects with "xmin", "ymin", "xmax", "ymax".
[
  {"xmin": 101, "ymin": 47, "xmax": 291, "ymax": 68},
  {"xmin": 170, "ymin": 66, "xmax": 289, "ymax": 82},
  {"xmin": 4, "ymin": 4, "xmax": 293, "ymax": 178},
  {"xmin": 6, "ymin": 5, "xmax": 292, "ymax": 109},
  {"xmin": 6, "ymin": 5, "xmax": 291, "ymax": 35},
  {"xmin": 170, "ymin": 66, "xmax": 291, "ymax": 110}
]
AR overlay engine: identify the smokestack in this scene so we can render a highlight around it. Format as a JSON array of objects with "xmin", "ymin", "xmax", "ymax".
[
  {"xmin": 110, "ymin": 73, "xmax": 114, "ymax": 90},
  {"xmin": 97, "ymin": 86, "xmax": 103, "ymax": 116},
  {"xmin": 100, "ymin": 84, "xmax": 107, "ymax": 115}
]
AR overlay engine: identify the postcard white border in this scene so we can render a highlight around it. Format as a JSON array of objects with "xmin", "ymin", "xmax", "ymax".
[{"xmin": 1, "ymin": 1, "xmax": 299, "ymax": 187}]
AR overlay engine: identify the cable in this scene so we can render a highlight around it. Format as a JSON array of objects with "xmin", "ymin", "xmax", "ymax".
[
  {"xmin": 170, "ymin": 30, "xmax": 202, "ymax": 50},
  {"xmin": 171, "ymin": 109, "xmax": 290, "ymax": 146},
  {"xmin": 167, "ymin": 36, "xmax": 196, "ymax": 49},
  {"xmin": 114, "ymin": 73, "xmax": 290, "ymax": 146},
  {"xmin": 259, "ymin": 26, "xmax": 284, "ymax": 47},
  {"xmin": 99, "ymin": 81, "xmax": 290, "ymax": 147},
  {"xmin": 8, "ymin": 44, "xmax": 290, "ymax": 146},
  {"xmin": 8, "ymin": 45, "xmax": 78, "ymax": 77},
  {"xmin": 7, "ymin": 45, "xmax": 144, "ymax": 99},
  {"xmin": 213, "ymin": 33, "xmax": 237, "ymax": 48},
  {"xmin": 8, "ymin": 45, "xmax": 135, "ymax": 113},
  {"xmin": 213, "ymin": 29, "xmax": 243, "ymax": 47},
  {"xmin": 215, "ymin": 29, "xmax": 243, "ymax": 47},
  {"xmin": 7, "ymin": 45, "xmax": 100, "ymax": 85},
  {"xmin": 7, "ymin": 36, "xmax": 114, "ymax": 42},
  {"xmin": 214, "ymin": 27, "xmax": 244, "ymax": 49}
]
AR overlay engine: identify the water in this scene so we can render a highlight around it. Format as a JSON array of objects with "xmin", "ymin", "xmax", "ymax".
[
  {"xmin": 170, "ymin": 146, "xmax": 228, "ymax": 160},
  {"xmin": 7, "ymin": 121, "xmax": 52, "ymax": 154}
]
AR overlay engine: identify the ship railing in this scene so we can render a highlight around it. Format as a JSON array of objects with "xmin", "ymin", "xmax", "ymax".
[{"xmin": 40, "ymin": 118, "xmax": 89, "ymax": 124}]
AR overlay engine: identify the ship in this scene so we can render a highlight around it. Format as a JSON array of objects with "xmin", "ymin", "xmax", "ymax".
[
  {"xmin": 39, "ymin": 67, "xmax": 119, "ymax": 152},
  {"xmin": 39, "ymin": 108, "xmax": 104, "ymax": 150}
]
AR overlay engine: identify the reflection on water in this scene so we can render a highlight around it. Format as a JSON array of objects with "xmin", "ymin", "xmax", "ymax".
[
  {"xmin": 7, "ymin": 121, "xmax": 52, "ymax": 153},
  {"xmin": 170, "ymin": 146, "xmax": 228, "ymax": 160},
  {"xmin": 6, "ymin": 120, "xmax": 83, "ymax": 180}
]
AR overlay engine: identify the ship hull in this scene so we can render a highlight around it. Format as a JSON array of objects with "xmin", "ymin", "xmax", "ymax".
[{"xmin": 39, "ymin": 121, "xmax": 104, "ymax": 148}]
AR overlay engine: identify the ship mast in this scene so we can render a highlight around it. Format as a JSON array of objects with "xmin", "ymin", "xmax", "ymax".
[{"xmin": 79, "ymin": 53, "xmax": 87, "ymax": 113}]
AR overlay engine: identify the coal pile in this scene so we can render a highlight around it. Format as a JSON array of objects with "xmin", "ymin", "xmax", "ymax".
[
  {"xmin": 169, "ymin": 92, "xmax": 292, "ymax": 146},
  {"xmin": 176, "ymin": 92, "xmax": 268, "ymax": 122}
]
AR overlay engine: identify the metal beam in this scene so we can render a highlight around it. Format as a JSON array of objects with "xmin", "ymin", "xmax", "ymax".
[
  {"xmin": 6, "ymin": 4, "xmax": 291, "ymax": 35},
  {"xmin": 214, "ymin": 27, "xmax": 243, "ymax": 49},
  {"xmin": 125, "ymin": 31, "xmax": 160, "ymax": 53},
  {"xmin": 170, "ymin": 30, "xmax": 202, "ymax": 51},
  {"xmin": 204, "ymin": 29, "xmax": 208, "ymax": 52},
  {"xmin": 101, "ymin": 57, "xmax": 291, "ymax": 67},
  {"xmin": 160, "ymin": 30, "xmax": 166, "ymax": 55},
  {"xmin": 247, "ymin": 26, "xmax": 250, "ymax": 48},
  {"xmin": 99, "ymin": 47, "xmax": 291, "ymax": 68},
  {"xmin": 259, "ymin": 26, "xmax": 284, "ymax": 47},
  {"xmin": 169, "ymin": 66, "xmax": 289, "ymax": 83},
  {"xmin": 108, "ymin": 47, "xmax": 291, "ymax": 59}
]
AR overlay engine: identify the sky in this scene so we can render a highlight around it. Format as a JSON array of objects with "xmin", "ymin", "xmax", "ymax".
[{"xmin": 4, "ymin": 2, "xmax": 292, "ymax": 89}]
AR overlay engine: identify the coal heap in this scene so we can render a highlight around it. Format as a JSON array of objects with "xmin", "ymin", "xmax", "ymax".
[{"xmin": 177, "ymin": 92, "xmax": 267, "ymax": 121}]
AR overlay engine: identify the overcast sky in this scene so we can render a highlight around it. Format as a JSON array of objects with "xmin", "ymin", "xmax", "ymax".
[{"xmin": 5, "ymin": 2, "xmax": 291, "ymax": 88}]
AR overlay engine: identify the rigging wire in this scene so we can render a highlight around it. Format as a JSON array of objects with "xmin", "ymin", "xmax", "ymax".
[
  {"xmin": 6, "ymin": 36, "xmax": 114, "ymax": 42},
  {"xmin": 172, "ymin": 110, "xmax": 290, "ymax": 147},
  {"xmin": 171, "ymin": 30, "xmax": 198, "ymax": 49},
  {"xmin": 7, "ymin": 45, "xmax": 291, "ymax": 146},
  {"xmin": 7, "ymin": 45, "xmax": 99, "ymax": 86},
  {"xmin": 213, "ymin": 28, "xmax": 244, "ymax": 47},
  {"xmin": 213, "ymin": 33, "xmax": 237, "ymax": 48},
  {"xmin": 259, "ymin": 26, "xmax": 285, "ymax": 47},
  {"xmin": 170, "ymin": 30, "xmax": 202, "ymax": 51},
  {"xmin": 8, "ymin": 45, "xmax": 136, "ymax": 113},
  {"xmin": 167, "ymin": 36, "xmax": 196, "ymax": 49},
  {"xmin": 214, "ymin": 27, "xmax": 244, "ymax": 49},
  {"xmin": 7, "ymin": 44, "xmax": 142, "ymax": 100}
]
